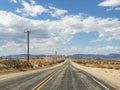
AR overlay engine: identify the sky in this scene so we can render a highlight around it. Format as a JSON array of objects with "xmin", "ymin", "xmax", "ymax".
[{"xmin": 0, "ymin": 0, "xmax": 120, "ymax": 56}]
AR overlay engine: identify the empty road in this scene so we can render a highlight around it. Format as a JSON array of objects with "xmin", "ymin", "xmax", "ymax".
[{"xmin": 0, "ymin": 60, "xmax": 115, "ymax": 90}]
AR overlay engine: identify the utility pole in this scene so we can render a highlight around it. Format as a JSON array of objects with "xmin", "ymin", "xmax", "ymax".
[
  {"xmin": 24, "ymin": 31, "xmax": 31, "ymax": 66},
  {"xmin": 55, "ymin": 51, "xmax": 57, "ymax": 61}
]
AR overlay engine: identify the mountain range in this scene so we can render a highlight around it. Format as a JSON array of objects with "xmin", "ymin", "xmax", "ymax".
[
  {"xmin": 0, "ymin": 54, "xmax": 46, "ymax": 59},
  {"xmin": 67, "ymin": 53, "xmax": 120, "ymax": 60},
  {"xmin": 0, "ymin": 53, "xmax": 120, "ymax": 60}
]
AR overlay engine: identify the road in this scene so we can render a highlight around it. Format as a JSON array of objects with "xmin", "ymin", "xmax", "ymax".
[{"xmin": 0, "ymin": 60, "xmax": 115, "ymax": 90}]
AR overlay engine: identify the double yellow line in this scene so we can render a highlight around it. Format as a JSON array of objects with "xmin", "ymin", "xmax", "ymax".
[{"xmin": 32, "ymin": 69, "xmax": 61, "ymax": 90}]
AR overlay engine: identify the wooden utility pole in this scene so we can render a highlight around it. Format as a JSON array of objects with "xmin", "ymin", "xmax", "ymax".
[
  {"xmin": 55, "ymin": 51, "xmax": 57, "ymax": 60},
  {"xmin": 24, "ymin": 31, "xmax": 31, "ymax": 66}
]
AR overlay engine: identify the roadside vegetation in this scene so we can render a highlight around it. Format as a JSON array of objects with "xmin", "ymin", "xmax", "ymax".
[
  {"xmin": 0, "ymin": 57, "xmax": 65, "ymax": 75},
  {"xmin": 73, "ymin": 59, "xmax": 120, "ymax": 70}
]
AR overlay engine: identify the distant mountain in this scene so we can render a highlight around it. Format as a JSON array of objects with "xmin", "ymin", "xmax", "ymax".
[
  {"xmin": 67, "ymin": 53, "xmax": 120, "ymax": 60},
  {"xmin": 1, "ymin": 53, "xmax": 120, "ymax": 60},
  {"xmin": 1, "ymin": 54, "xmax": 46, "ymax": 58}
]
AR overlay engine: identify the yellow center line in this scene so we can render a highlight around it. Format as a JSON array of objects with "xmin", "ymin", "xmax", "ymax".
[{"xmin": 32, "ymin": 68, "xmax": 62, "ymax": 90}]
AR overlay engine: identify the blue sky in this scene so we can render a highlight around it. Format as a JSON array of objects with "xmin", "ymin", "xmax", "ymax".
[{"xmin": 0, "ymin": 0, "xmax": 120, "ymax": 56}]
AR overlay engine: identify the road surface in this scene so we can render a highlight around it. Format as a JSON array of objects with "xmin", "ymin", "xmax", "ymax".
[{"xmin": 0, "ymin": 60, "xmax": 115, "ymax": 90}]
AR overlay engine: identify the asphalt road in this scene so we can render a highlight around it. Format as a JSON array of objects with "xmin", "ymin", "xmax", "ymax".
[{"xmin": 0, "ymin": 60, "xmax": 115, "ymax": 90}]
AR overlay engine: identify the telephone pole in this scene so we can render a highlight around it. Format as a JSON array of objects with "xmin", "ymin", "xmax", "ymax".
[
  {"xmin": 24, "ymin": 31, "xmax": 31, "ymax": 66},
  {"xmin": 55, "ymin": 51, "xmax": 57, "ymax": 60}
]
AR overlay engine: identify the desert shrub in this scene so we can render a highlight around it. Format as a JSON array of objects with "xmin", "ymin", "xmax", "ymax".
[
  {"xmin": 57, "ymin": 60, "xmax": 65, "ymax": 63},
  {"xmin": 113, "ymin": 65, "xmax": 120, "ymax": 70},
  {"xmin": 107, "ymin": 66, "xmax": 113, "ymax": 69},
  {"xmin": 20, "ymin": 61, "xmax": 33, "ymax": 68},
  {"xmin": 77, "ymin": 61, "xmax": 83, "ymax": 64},
  {"xmin": 114, "ymin": 67, "xmax": 120, "ymax": 70},
  {"xmin": 38, "ymin": 62, "xmax": 42, "ymax": 67},
  {"xmin": 2, "ymin": 58, "xmax": 21, "ymax": 69},
  {"xmin": 1, "ymin": 58, "xmax": 33, "ymax": 69},
  {"xmin": 49, "ymin": 62, "xmax": 54, "ymax": 66}
]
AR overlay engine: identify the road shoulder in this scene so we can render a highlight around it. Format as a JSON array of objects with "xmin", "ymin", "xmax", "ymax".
[{"xmin": 71, "ymin": 61, "xmax": 120, "ymax": 90}]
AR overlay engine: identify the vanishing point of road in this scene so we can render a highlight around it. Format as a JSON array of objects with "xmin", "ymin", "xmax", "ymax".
[{"xmin": 0, "ymin": 60, "xmax": 115, "ymax": 90}]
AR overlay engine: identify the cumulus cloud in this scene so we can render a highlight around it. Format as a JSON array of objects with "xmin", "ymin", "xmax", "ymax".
[
  {"xmin": 98, "ymin": 0, "xmax": 120, "ymax": 7},
  {"xmin": 10, "ymin": 0, "xmax": 68, "ymax": 17},
  {"xmin": 98, "ymin": 0, "xmax": 120, "ymax": 11},
  {"xmin": 0, "ymin": 10, "xmax": 70, "ymax": 55},
  {"xmin": 16, "ymin": 0, "xmax": 48, "ymax": 17},
  {"xmin": 0, "ymin": 10, "xmax": 120, "ymax": 55},
  {"xmin": 49, "ymin": 6, "xmax": 68, "ymax": 17},
  {"xmin": 0, "ymin": 41, "xmax": 25, "ymax": 56}
]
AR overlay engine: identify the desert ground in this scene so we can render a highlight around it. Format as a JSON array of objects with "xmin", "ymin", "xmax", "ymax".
[{"xmin": 0, "ymin": 57, "xmax": 65, "ymax": 75}]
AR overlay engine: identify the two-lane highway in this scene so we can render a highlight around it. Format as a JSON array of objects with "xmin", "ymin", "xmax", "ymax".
[{"xmin": 0, "ymin": 60, "xmax": 115, "ymax": 90}]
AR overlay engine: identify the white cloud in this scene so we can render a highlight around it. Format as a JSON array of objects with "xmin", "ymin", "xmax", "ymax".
[
  {"xmin": 106, "ymin": 7, "xmax": 114, "ymax": 11},
  {"xmin": 9, "ymin": 0, "xmax": 17, "ymax": 3},
  {"xmin": 16, "ymin": 0, "xmax": 48, "ymax": 17},
  {"xmin": 62, "ymin": 47, "xmax": 81, "ymax": 55},
  {"xmin": 115, "ymin": 7, "xmax": 120, "ymax": 10},
  {"xmin": 0, "ymin": 10, "xmax": 120, "ymax": 55},
  {"xmin": 82, "ymin": 17, "xmax": 120, "ymax": 41},
  {"xmin": 49, "ymin": 6, "xmax": 68, "ymax": 17},
  {"xmin": 30, "ymin": 0, "xmax": 36, "ymax": 5},
  {"xmin": 0, "ymin": 10, "xmax": 70, "ymax": 55},
  {"xmin": 98, "ymin": 0, "xmax": 120, "ymax": 7},
  {"xmin": 12, "ymin": 0, "xmax": 67, "ymax": 17},
  {"xmin": 0, "ymin": 40, "xmax": 26, "ymax": 56},
  {"xmin": 98, "ymin": 0, "xmax": 120, "ymax": 11}
]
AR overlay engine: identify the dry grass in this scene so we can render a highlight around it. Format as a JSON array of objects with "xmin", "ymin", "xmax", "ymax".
[
  {"xmin": 73, "ymin": 59, "xmax": 120, "ymax": 70},
  {"xmin": 0, "ymin": 57, "xmax": 65, "ymax": 75}
]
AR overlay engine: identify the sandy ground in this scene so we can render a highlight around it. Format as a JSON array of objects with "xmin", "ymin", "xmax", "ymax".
[{"xmin": 71, "ymin": 61, "xmax": 120, "ymax": 90}]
